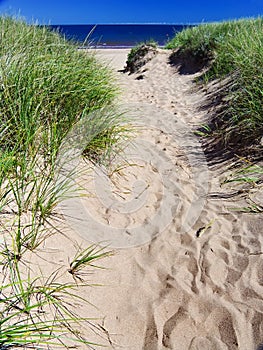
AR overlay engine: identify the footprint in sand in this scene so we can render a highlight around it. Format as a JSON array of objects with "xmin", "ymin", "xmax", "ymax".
[{"xmin": 58, "ymin": 102, "xmax": 209, "ymax": 248}]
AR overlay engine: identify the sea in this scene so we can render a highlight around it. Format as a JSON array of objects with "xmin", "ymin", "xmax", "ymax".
[{"xmin": 49, "ymin": 24, "xmax": 194, "ymax": 48}]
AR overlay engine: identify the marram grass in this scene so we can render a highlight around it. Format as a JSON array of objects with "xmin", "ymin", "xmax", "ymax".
[
  {"xmin": 166, "ymin": 17, "xmax": 263, "ymax": 153},
  {"xmin": 0, "ymin": 16, "xmax": 127, "ymax": 349},
  {"xmin": 0, "ymin": 16, "xmax": 120, "ymax": 160}
]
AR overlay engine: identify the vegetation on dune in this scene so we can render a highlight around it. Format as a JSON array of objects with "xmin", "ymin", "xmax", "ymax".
[
  {"xmin": 0, "ymin": 17, "xmax": 122, "ymax": 160},
  {"xmin": 0, "ymin": 16, "xmax": 127, "ymax": 348},
  {"xmin": 124, "ymin": 40, "xmax": 158, "ymax": 74},
  {"xmin": 166, "ymin": 17, "xmax": 263, "ymax": 156}
]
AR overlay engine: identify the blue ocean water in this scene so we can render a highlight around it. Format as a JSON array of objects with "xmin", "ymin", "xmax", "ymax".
[{"xmin": 49, "ymin": 24, "xmax": 193, "ymax": 48}]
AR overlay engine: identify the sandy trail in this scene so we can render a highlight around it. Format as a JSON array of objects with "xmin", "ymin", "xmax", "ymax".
[{"xmin": 37, "ymin": 49, "xmax": 263, "ymax": 349}]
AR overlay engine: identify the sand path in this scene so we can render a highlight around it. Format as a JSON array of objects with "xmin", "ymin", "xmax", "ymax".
[{"xmin": 43, "ymin": 49, "xmax": 263, "ymax": 349}]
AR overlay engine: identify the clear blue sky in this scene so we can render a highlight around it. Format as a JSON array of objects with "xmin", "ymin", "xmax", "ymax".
[{"xmin": 0, "ymin": 0, "xmax": 262, "ymax": 24}]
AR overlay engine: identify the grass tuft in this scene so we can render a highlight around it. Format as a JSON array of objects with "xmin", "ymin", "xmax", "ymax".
[
  {"xmin": 125, "ymin": 40, "xmax": 158, "ymax": 74},
  {"xmin": 68, "ymin": 245, "xmax": 113, "ymax": 282},
  {"xmin": 0, "ymin": 16, "xmax": 127, "ymax": 348},
  {"xmin": 166, "ymin": 17, "xmax": 263, "ymax": 154}
]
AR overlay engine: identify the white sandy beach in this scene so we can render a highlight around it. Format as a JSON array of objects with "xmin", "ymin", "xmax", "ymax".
[{"xmin": 31, "ymin": 48, "xmax": 263, "ymax": 350}]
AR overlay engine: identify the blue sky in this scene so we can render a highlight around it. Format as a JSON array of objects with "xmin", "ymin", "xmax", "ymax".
[{"xmin": 0, "ymin": 0, "xmax": 262, "ymax": 24}]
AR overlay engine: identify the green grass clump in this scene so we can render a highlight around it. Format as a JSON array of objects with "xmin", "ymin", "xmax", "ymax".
[
  {"xmin": 0, "ymin": 15, "xmax": 124, "ymax": 256},
  {"xmin": 127, "ymin": 40, "xmax": 157, "ymax": 61},
  {"xmin": 0, "ymin": 16, "xmax": 126, "ymax": 348},
  {"xmin": 166, "ymin": 18, "xmax": 263, "ymax": 153},
  {"xmin": 0, "ymin": 16, "xmax": 120, "ymax": 161},
  {"xmin": 125, "ymin": 40, "xmax": 158, "ymax": 73},
  {"xmin": 68, "ymin": 244, "xmax": 113, "ymax": 281},
  {"xmin": 166, "ymin": 20, "xmax": 243, "ymax": 65}
]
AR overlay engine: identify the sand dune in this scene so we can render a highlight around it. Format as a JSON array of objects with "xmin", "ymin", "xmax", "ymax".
[{"xmin": 37, "ymin": 48, "xmax": 263, "ymax": 349}]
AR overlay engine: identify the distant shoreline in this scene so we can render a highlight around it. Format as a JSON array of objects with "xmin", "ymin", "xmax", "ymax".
[
  {"xmin": 81, "ymin": 45, "xmax": 166, "ymax": 49},
  {"xmin": 47, "ymin": 23, "xmax": 195, "ymax": 48}
]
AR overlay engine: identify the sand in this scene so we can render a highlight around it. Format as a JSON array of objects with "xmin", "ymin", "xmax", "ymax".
[{"xmin": 31, "ymin": 49, "xmax": 263, "ymax": 349}]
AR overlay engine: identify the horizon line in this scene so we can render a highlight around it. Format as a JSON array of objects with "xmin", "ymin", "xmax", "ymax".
[{"xmin": 49, "ymin": 22, "xmax": 201, "ymax": 25}]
